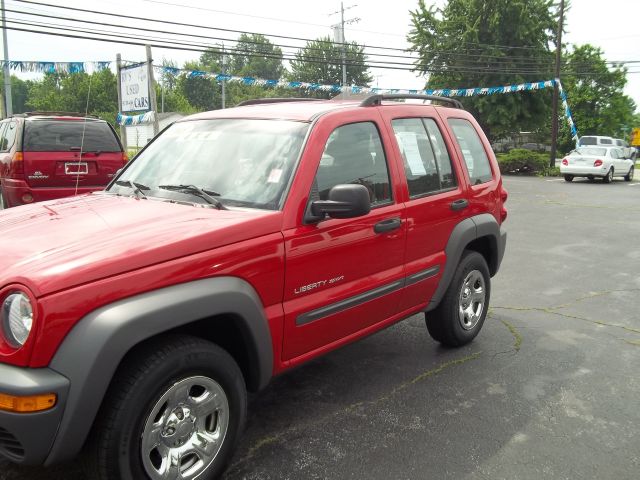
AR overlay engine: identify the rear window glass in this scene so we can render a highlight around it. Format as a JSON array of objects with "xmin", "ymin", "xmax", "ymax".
[
  {"xmin": 574, "ymin": 147, "xmax": 606, "ymax": 156},
  {"xmin": 578, "ymin": 137, "xmax": 596, "ymax": 146},
  {"xmin": 24, "ymin": 120, "xmax": 121, "ymax": 152}
]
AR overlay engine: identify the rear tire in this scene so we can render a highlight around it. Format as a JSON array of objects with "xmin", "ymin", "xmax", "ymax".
[
  {"xmin": 624, "ymin": 166, "xmax": 634, "ymax": 182},
  {"xmin": 84, "ymin": 335, "xmax": 247, "ymax": 480},
  {"xmin": 425, "ymin": 251, "xmax": 490, "ymax": 347},
  {"xmin": 603, "ymin": 168, "xmax": 613, "ymax": 183},
  {"xmin": 563, "ymin": 175, "xmax": 574, "ymax": 182},
  {"xmin": 0, "ymin": 188, "xmax": 6, "ymax": 209}
]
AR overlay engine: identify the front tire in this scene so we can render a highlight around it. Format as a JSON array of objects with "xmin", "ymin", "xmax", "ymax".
[
  {"xmin": 426, "ymin": 251, "xmax": 491, "ymax": 347},
  {"xmin": 85, "ymin": 335, "xmax": 247, "ymax": 480},
  {"xmin": 624, "ymin": 166, "xmax": 634, "ymax": 182}
]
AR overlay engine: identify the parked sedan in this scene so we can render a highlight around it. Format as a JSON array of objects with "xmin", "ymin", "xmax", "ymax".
[{"xmin": 560, "ymin": 147, "xmax": 634, "ymax": 183}]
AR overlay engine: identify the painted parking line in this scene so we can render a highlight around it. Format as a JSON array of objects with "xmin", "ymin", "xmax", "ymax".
[{"xmin": 546, "ymin": 178, "xmax": 564, "ymax": 182}]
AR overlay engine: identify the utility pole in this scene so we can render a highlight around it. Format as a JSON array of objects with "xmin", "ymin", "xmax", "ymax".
[
  {"xmin": 1, "ymin": 0, "xmax": 13, "ymax": 117},
  {"xmin": 116, "ymin": 54, "xmax": 128, "ymax": 149},
  {"xmin": 550, "ymin": 0, "xmax": 565, "ymax": 168},
  {"xmin": 146, "ymin": 45, "xmax": 160, "ymax": 136},
  {"xmin": 221, "ymin": 43, "xmax": 226, "ymax": 109},
  {"xmin": 331, "ymin": 3, "xmax": 359, "ymax": 90}
]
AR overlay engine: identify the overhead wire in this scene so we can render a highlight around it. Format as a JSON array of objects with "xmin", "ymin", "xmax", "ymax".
[
  {"xmin": 4, "ymin": 7, "xmax": 638, "ymax": 74},
  {"xmin": 3, "ymin": 1, "xmax": 639, "ymax": 77}
]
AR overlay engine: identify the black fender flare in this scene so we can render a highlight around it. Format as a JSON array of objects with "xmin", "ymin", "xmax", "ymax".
[
  {"xmin": 424, "ymin": 214, "xmax": 506, "ymax": 312},
  {"xmin": 45, "ymin": 276, "xmax": 273, "ymax": 465}
]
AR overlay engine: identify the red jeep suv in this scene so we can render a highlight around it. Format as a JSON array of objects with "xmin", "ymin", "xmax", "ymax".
[
  {"xmin": 0, "ymin": 95, "xmax": 507, "ymax": 479},
  {"xmin": 0, "ymin": 112, "xmax": 127, "ymax": 208}
]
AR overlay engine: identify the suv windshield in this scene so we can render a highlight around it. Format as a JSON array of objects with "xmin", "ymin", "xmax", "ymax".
[
  {"xmin": 110, "ymin": 119, "xmax": 309, "ymax": 210},
  {"xmin": 24, "ymin": 120, "xmax": 121, "ymax": 152}
]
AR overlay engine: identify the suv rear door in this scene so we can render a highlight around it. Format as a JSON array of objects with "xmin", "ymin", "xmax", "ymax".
[
  {"xmin": 22, "ymin": 119, "xmax": 124, "ymax": 189},
  {"xmin": 281, "ymin": 111, "xmax": 407, "ymax": 361},
  {"xmin": 437, "ymin": 109, "xmax": 501, "ymax": 219}
]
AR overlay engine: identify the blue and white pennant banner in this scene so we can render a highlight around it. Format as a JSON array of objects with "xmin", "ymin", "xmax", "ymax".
[
  {"xmin": 556, "ymin": 78, "xmax": 578, "ymax": 140},
  {"xmin": 116, "ymin": 111, "xmax": 155, "ymax": 126},
  {"xmin": 5, "ymin": 61, "xmax": 575, "ymax": 137},
  {"xmin": 159, "ymin": 65, "xmax": 578, "ymax": 140},
  {"xmin": 0, "ymin": 60, "xmax": 111, "ymax": 74}
]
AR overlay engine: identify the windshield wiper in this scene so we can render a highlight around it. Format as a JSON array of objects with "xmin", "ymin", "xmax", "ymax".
[
  {"xmin": 114, "ymin": 180, "xmax": 149, "ymax": 199},
  {"xmin": 158, "ymin": 184, "xmax": 226, "ymax": 210}
]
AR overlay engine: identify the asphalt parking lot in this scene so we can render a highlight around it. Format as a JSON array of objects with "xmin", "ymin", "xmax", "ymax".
[{"xmin": 2, "ymin": 174, "xmax": 640, "ymax": 479}]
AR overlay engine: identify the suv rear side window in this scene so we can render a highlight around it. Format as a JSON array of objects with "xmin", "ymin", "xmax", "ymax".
[
  {"xmin": 24, "ymin": 120, "xmax": 121, "ymax": 152},
  {"xmin": 448, "ymin": 118, "xmax": 493, "ymax": 185},
  {"xmin": 392, "ymin": 118, "xmax": 457, "ymax": 197},
  {"xmin": 0, "ymin": 121, "xmax": 17, "ymax": 152},
  {"xmin": 316, "ymin": 122, "xmax": 391, "ymax": 206}
]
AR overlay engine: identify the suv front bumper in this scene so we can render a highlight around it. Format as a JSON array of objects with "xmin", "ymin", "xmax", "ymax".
[{"xmin": 0, "ymin": 363, "xmax": 69, "ymax": 465}]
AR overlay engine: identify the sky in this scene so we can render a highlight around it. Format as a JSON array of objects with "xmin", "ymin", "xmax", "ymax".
[{"xmin": 1, "ymin": 0, "xmax": 639, "ymax": 111}]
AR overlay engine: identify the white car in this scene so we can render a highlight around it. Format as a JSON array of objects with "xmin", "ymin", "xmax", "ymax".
[
  {"xmin": 560, "ymin": 146, "xmax": 634, "ymax": 183},
  {"xmin": 612, "ymin": 138, "xmax": 637, "ymax": 160}
]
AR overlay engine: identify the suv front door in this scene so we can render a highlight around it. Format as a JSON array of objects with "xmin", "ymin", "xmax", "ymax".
[{"xmin": 282, "ymin": 114, "xmax": 406, "ymax": 361}]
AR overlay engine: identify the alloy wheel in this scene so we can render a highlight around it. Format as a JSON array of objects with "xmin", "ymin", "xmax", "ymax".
[
  {"xmin": 458, "ymin": 270, "xmax": 486, "ymax": 331},
  {"xmin": 141, "ymin": 376, "xmax": 229, "ymax": 480}
]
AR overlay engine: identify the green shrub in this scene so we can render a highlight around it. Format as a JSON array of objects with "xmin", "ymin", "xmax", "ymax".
[{"xmin": 497, "ymin": 148, "xmax": 549, "ymax": 175}]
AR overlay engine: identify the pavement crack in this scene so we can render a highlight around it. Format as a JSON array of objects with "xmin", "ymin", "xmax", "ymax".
[
  {"xmin": 492, "ymin": 305, "xmax": 640, "ymax": 335},
  {"xmin": 551, "ymin": 288, "xmax": 640, "ymax": 310},
  {"xmin": 227, "ymin": 352, "xmax": 482, "ymax": 473}
]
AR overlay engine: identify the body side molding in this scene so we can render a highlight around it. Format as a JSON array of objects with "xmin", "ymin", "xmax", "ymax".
[{"xmin": 45, "ymin": 277, "xmax": 272, "ymax": 465}]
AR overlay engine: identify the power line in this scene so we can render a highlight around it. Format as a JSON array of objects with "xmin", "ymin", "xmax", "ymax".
[
  {"xmin": 6, "ymin": 6, "xmax": 637, "ymax": 73},
  {"xmin": 15, "ymin": 0, "xmax": 621, "ymax": 59},
  {"xmin": 11, "ymin": 0, "xmax": 413, "ymax": 53},
  {"xmin": 5, "ymin": 23, "xmax": 638, "ymax": 78}
]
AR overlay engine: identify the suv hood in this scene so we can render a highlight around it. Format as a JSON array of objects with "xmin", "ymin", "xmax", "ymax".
[{"xmin": 0, "ymin": 193, "xmax": 282, "ymax": 296}]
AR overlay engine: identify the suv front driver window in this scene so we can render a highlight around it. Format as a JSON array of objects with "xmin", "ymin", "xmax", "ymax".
[{"xmin": 315, "ymin": 122, "xmax": 391, "ymax": 206}]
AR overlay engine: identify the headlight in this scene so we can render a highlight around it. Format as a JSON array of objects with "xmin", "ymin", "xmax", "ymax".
[{"xmin": 1, "ymin": 292, "xmax": 34, "ymax": 348}]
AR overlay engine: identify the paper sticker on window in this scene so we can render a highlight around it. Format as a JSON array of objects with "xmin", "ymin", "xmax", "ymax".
[
  {"xmin": 395, "ymin": 132, "xmax": 426, "ymax": 176},
  {"xmin": 267, "ymin": 168, "xmax": 283, "ymax": 183}
]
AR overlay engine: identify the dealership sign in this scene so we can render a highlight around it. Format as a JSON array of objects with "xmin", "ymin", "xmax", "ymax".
[{"xmin": 120, "ymin": 63, "xmax": 149, "ymax": 112}]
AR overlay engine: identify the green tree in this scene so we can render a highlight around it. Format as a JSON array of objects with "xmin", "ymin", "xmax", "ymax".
[
  {"xmin": 408, "ymin": 0, "xmax": 557, "ymax": 140},
  {"xmin": 229, "ymin": 34, "xmax": 284, "ymax": 79},
  {"xmin": 289, "ymin": 36, "xmax": 373, "ymax": 98},
  {"xmin": 176, "ymin": 61, "xmax": 220, "ymax": 111},
  {"xmin": 558, "ymin": 44, "xmax": 636, "ymax": 152},
  {"xmin": 26, "ymin": 69, "xmax": 118, "ymax": 123},
  {"xmin": 0, "ymin": 74, "xmax": 32, "ymax": 114}
]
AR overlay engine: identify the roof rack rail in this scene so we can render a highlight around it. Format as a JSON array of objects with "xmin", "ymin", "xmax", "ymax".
[
  {"xmin": 236, "ymin": 98, "xmax": 324, "ymax": 107},
  {"xmin": 360, "ymin": 94, "xmax": 464, "ymax": 109},
  {"xmin": 12, "ymin": 111, "xmax": 100, "ymax": 118}
]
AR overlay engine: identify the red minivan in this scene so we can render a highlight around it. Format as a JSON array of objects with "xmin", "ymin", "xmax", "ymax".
[{"xmin": 0, "ymin": 112, "xmax": 127, "ymax": 208}]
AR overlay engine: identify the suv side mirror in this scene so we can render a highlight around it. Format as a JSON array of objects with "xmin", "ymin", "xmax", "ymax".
[{"xmin": 306, "ymin": 184, "xmax": 371, "ymax": 222}]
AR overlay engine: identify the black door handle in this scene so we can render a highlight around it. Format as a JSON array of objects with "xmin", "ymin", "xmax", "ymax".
[
  {"xmin": 374, "ymin": 217, "xmax": 402, "ymax": 234},
  {"xmin": 450, "ymin": 199, "xmax": 469, "ymax": 211}
]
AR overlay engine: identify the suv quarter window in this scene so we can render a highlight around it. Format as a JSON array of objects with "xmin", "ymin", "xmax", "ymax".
[
  {"xmin": 2, "ymin": 121, "xmax": 17, "ymax": 152},
  {"xmin": 0, "ymin": 122, "xmax": 8, "ymax": 151},
  {"xmin": 448, "ymin": 118, "xmax": 493, "ymax": 185},
  {"xmin": 392, "ymin": 118, "xmax": 457, "ymax": 197},
  {"xmin": 315, "ymin": 121, "xmax": 391, "ymax": 206}
]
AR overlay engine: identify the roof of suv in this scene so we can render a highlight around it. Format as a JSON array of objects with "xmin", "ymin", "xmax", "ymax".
[{"xmin": 183, "ymin": 97, "xmax": 463, "ymax": 123}]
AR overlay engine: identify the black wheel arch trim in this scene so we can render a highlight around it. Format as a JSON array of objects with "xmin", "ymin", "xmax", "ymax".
[
  {"xmin": 44, "ymin": 276, "xmax": 273, "ymax": 466},
  {"xmin": 424, "ymin": 213, "xmax": 506, "ymax": 313}
]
